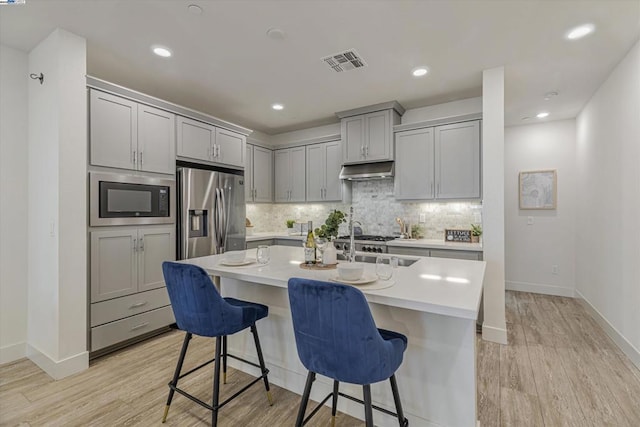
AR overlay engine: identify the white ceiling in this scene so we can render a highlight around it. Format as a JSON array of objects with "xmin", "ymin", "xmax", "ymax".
[{"xmin": 1, "ymin": 0, "xmax": 639, "ymax": 135}]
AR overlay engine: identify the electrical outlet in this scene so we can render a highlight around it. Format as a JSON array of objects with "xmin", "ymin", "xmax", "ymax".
[
  {"xmin": 419, "ymin": 213, "xmax": 426, "ymax": 223},
  {"xmin": 552, "ymin": 265, "xmax": 559, "ymax": 275},
  {"xmin": 527, "ymin": 216, "xmax": 534, "ymax": 225}
]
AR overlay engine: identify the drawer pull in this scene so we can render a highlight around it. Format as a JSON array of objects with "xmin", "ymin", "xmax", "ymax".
[
  {"xmin": 129, "ymin": 302, "xmax": 148, "ymax": 309},
  {"xmin": 130, "ymin": 322, "xmax": 149, "ymax": 331}
]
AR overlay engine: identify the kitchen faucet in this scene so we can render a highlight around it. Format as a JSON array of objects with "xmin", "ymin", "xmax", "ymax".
[{"xmin": 348, "ymin": 206, "xmax": 362, "ymax": 262}]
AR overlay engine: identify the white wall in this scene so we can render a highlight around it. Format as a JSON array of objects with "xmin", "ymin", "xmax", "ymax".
[
  {"xmin": 481, "ymin": 67, "xmax": 507, "ymax": 344},
  {"xmin": 27, "ymin": 29, "xmax": 87, "ymax": 378},
  {"xmin": 505, "ymin": 120, "xmax": 576, "ymax": 296},
  {"xmin": 576, "ymin": 39, "xmax": 640, "ymax": 367},
  {"xmin": 0, "ymin": 45, "xmax": 29, "ymax": 363}
]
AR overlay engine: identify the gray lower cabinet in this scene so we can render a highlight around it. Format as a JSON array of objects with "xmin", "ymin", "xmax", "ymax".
[
  {"xmin": 274, "ymin": 238, "xmax": 303, "ymax": 247},
  {"xmin": 246, "ymin": 239, "xmax": 274, "ymax": 249},
  {"xmin": 90, "ymin": 225, "xmax": 176, "ymax": 352},
  {"xmin": 388, "ymin": 246, "xmax": 482, "ymax": 260}
]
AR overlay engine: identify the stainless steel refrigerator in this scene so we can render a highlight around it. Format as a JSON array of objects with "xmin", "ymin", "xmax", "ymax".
[{"xmin": 177, "ymin": 164, "xmax": 245, "ymax": 260}]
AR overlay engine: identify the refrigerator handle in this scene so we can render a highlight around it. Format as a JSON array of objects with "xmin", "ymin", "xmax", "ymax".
[
  {"xmin": 215, "ymin": 188, "xmax": 225, "ymax": 253},
  {"xmin": 218, "ymin": 187, "xmax": 227, "ymax": 253},
  {"xmin": 178, "ymin": 168, "xmax": 190, "ymax": 260}
]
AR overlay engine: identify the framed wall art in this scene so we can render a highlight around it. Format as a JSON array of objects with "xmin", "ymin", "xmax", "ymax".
[{"xmin": 519, "ymin": 169, "xmax": 557, "ymax": 210}]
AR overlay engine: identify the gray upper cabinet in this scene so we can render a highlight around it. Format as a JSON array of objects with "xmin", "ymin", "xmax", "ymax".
[
  {"xmin": 275, "ymin": 147, "xmax": 305, "ymax": 202},
  {"xmin": 246, "ymin": 144, "xmax": 273, "ymax": 203},
  {"xmin": 394, "ymin": 127, "xmax": 435, "ymax": 200},
  {"xmin": 395, "ymin": 120, "xmax": 481, "ymax": 201},
  {"xmin": 435, "ymin": 121, "xmax": 481, "ymax": 199},
  {"xmin": 90, "ymin": 90, "xmax": 175, "ymax": 174},
  {"xmin": 176, "ymin": 116, "xmax": 245, "ymax": 169},
  {"xmin": 339, "ymin": 107, "xmax": 401, "ymax": 164},
  {"xmin": 306, "ymin": 141, "xmax": 342, "ymax": 202}
]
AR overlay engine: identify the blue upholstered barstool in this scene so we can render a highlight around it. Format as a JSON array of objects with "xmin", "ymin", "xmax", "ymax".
[
  {"xmin": 288, "ymin": 277, "xmax": 409, "ymax": 427},
  {"xmin": 161, "ymin": 261, "xmax": 273, "ymax": 426}
]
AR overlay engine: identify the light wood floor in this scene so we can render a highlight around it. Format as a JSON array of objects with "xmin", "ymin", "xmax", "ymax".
[{"xmin": 2, "ymin": 291, "xmax": 640, "ymax": 426}]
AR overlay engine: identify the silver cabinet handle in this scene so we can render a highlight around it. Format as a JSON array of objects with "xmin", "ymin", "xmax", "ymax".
[
  {"xmin": 129, "ymin": 301, "xmax": 148, "ymax": 309},
  {"xmin": 254, "ymin": 188, "xmax": 257, "ymax": 199},
  {"xmin": 130, "ymin": 322, "xmax": 149, "ymax": 331},
  {"xmin": 214, "ymin": 144, "xmax": 220, "ymax": 158},
  {"xmin": 139, "ymin": 237, "xmax": 144, "ymax": 251},
  {"xmin": 139, "ymin": 151, "xmax": 143, "ymax": 165},
  {"xmin": 133, "ymin": 238, "xmax": 137, "ymax": 252},
  {"xmin": 366, "ymin": 146, "xmax": 369, "ymax": 156},
  {"xmin": 132, "ymin": 150, "xmax": 137, "ymax": 165}
]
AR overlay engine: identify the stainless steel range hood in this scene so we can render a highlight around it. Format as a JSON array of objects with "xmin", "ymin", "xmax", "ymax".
[{"xmin": 339, "ymin": 161, "xmax": 394, "ymax": 180}]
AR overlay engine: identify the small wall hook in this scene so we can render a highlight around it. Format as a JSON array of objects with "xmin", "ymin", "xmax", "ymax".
[{"xmin": 30, "ymin": 73, "xmax": 44, "ymax": 84}]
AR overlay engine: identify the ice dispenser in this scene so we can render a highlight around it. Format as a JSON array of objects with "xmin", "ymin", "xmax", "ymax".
[{"xmin": 189, "ymin": 210, "xmax": 208, "ymax": 238}]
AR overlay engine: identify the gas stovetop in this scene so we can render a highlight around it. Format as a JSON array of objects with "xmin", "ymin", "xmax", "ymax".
[{"xmin": 335, "ymin": 235, "xmax": 396, "ymax": 242}]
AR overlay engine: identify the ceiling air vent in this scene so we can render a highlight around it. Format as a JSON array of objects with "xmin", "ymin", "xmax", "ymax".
[{"xmin": 322, "ymin": 49, "xmax": 367, "ymax": 73}]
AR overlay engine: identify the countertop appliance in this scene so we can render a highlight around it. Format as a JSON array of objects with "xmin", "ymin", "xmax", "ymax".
[
  {"xmin": 177, "ymin": 163, "xmax": 245, "ymax": 260},
  {"xmin": 333, "ymin": 235, "xmax": 396, "ymax": 254},
  {"xmin": 89, "ymin": 171, "xmax": 175, "ymax": 227}
]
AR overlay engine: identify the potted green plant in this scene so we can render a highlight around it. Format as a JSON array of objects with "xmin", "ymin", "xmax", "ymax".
[
  {"xmin": 411, "ymin": 224, "xmax": 425, "ymax": 239},
  {"xmin": 470, "ymin": 224, "xmax": 482, "ymax": 243},
  {"xmin": 314, "ymin": 210, "xmax": 347, "ymax": 240}
]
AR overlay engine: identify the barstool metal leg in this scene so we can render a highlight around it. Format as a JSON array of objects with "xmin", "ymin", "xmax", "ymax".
[
  {"xmin": 389, "ymin": 374, "xmax": 407, "ymax": 426},
  {"xmin": 222, "ymin": 335, "xmax": 228, "ymax": 384},
  {"xmin": 331, "ymin": 380, "xmax": 339, "ymax": 427},
  {"xmin": 295, "ymin": 371, "xmax": 316, "ymax": 427},
  {"xmin": 363, "ymin": 384, "xmax": 374, "ymax": 427},
  {"xmin": 250, "ymin": 324, "xmax": 273, "ymax": 405},
  {"xmin": 212, "ymin": 335, "xmax": 223, "ymax": 427},
  {"xmin": 162, "ymin": 332, "xmax": 192, "ymax": 423}
]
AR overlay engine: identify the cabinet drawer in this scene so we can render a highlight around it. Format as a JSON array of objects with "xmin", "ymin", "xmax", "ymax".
[
  {"xmin": 91, "ymin": 305, "xmax": 175, "ymax": 352},
  {"xmin": 430, "ymin": 249, "xmax": 482, "ymax": 261},
  {"xmin": 387, "ymin": 246, "xmax": 430, "ymax": 257},
  {"xmin": 91, "ymin": 287, "xmax": 171, "ymax": 327},
  {"xmin": 246, "ymin": 239, "xmax": 274, "ymax": 250}
]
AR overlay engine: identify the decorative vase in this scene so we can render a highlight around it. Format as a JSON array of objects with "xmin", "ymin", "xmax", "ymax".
[{"xmin": 322, "ymin": 242, "xmax": 337, "ymax": 265}]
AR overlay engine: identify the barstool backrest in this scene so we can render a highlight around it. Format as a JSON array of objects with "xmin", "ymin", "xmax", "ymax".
[
  {"xmin": 288, "ymin": 278, "xmax": 400, "ymax": 384},
  {"xmin": 162, "ymin": 261, "xmax": 243, "ymax": 337}
]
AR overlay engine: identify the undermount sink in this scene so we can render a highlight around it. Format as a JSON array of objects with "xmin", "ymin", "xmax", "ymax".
[{"xmin": 335, "ymin": 253, "xmax": 418, "ymax": 267}]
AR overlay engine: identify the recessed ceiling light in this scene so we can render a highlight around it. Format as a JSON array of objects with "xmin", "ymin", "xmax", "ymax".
[
  {"xmin": 412, "ymin": 67, "xmax": 429, "ymax": 77},
  {"xmin": 566, "ymin": 23, "xmax": 595, "ymax": 40},
  {"xmin": 188, "ymin": 4, "xmax": 203, "ymax": 14},
  {"xmin": 152, "ymin": 46, "xmax": 172, "ymax": 58},
  {"xmin": 536, "ymin": 112, "xmax": 550, "ymax": 119},
  {"xmin": 272, "ymin": 103, "xmax": 284, "ymax": 111},
  {"xmin": 521, "ymin": 117, "xmax": 531, "ymax": 121},
  {"xmin": 543, "ymin": 91, "xmax": 559, "ymax": 101}
]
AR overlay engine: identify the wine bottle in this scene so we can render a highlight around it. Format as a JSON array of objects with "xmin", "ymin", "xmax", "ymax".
[{"xmin": 304, "ymin": 221, "xmax": 316, "ymax": 264}]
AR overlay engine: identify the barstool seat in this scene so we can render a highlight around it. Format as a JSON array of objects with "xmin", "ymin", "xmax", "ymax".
[
  {"xmin": 161, "ymin": 261, "xmax": 273, "ymax": 426},
  {"xmin": 288, "ymin": 277, "xmax": 409, "ymax": 427}
]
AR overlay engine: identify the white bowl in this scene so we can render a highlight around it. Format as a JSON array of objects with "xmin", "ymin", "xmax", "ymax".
[
  {"xmin": 336, "ymin": 263, "xmax": 364, "ymax": 281},
  {"xmin": 224, "ymin": 250, "xmax": 246, "ymax": 263}
]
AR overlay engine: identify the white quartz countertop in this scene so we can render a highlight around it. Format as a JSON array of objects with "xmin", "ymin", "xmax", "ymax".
[
  {"xmin": 247, "ymin": 232, "xmax": 482, "ymax": 251},
  {"xmin": 386, "ymin": 238, "xmax": 483, "ymax": 252},
  {"xmin": 182, "ymin": 245, "xmax": 486, "ymax": 320},
  {"xmin": 246, "ymin": 232, "xmax": 304, "ymax": 242}
]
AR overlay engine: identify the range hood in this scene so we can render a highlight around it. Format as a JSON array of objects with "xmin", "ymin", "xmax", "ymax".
[{"xmin": 339, "ymin": 161, "xmax": 394, "ymax": 181}]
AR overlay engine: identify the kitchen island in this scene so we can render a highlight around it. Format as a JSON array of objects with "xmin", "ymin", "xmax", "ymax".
[{"xmin": 183, "ymin": 245, "xmax": 485, "ymax": 427}]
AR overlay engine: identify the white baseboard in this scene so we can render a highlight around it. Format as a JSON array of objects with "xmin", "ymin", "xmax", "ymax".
[
  {"xmin": 482, "ymin": 324, "xmax": 507, "ymax": 344},
  {"xmin": 0, "ymin": 341, "xmax": 27, "ymax": 364},
  {"xmin": 575, "ymin": 290, "xmax": 640, "ymax": 371},
  {"xmin": 27, "ymin": 344, "xmax": 89, "ymax": 380},
  {"xmin": 506, "ymin": 280, "xmax": 576, "ymax": 297}
]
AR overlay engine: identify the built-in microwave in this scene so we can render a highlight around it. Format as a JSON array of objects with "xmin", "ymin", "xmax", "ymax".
[{"xmin": 90, "ymin": 172, "xmax": 175, "ymax": 226}]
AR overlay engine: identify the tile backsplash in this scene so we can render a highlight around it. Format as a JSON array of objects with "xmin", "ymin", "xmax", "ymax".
[{"xmin": 246, "ymin": 180, "xmax": 482, "ymax": 239}]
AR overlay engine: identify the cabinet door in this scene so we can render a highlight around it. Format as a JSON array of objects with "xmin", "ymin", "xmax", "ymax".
[
  {"xmin": 176, "ymin": 116, "xmax": 213, "ymax": 161},
  {"xmin": 215, "ymin": 128, "xmax": 245, "ymax": 167},
  {"xmin": 91, "ymin": 229, "xmax": 138, "ymax": 302},
  {"xmin": 324, "ymin": 141, "xmax": 343, "ymax": 201},
  {"xmin": 245, "ymin": 144, "xmax": 254, "ymax": 202},
  {"xmin": 289, "ymin": 146, "xmax": 306, "ymax": 202},
  {"xmin": 90, "ymin": 90, "xmax": 137, "ymax": 170},
  {"xmin": 364, "ymin": 110, "xmax": 391, "ymax": 161},
  {"xmin": 342, "ymin": 116, "xmax": 365, "ymax": 163},
  {"xmin": 138, "ymin": 226, "xmax": 175, "ymax": 293},
  {"xmin": 253, "ymin": 146, "xmax": 273, "ymax": 203},
  {"xmin": 274, "ymin": 149, "xmax": 291, "ymax": 202},
  {"xmin": 138, "ymin": 105, "xmax": 175, "ymax": 174},
  {"xmin": 435, "ymin": 121, "xmax": 481, "ymax": 199},
  {"xmin": 394, "ymin": 128, "xmax": 435, "ymax": 200},
  {"xmin": 306, "ymin": 144, "xmax": 326, "ymax": 202},
  {"xmin": 430, "ymin": 249, "xmax": 482, "ymax": 261}
]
